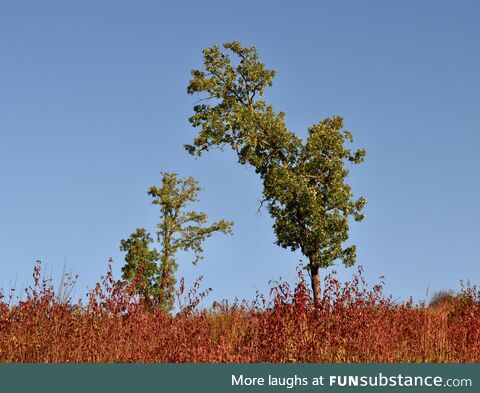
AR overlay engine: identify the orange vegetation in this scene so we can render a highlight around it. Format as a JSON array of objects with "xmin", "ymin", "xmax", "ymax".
[{"xmin": 0, "ymin": 262, "xmax": 479, "ymax": 363}]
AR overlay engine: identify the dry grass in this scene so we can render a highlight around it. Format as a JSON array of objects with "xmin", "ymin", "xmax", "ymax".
[{"xmin": 0, "ymin": 262, "xmax": 479, "ymax": 363}]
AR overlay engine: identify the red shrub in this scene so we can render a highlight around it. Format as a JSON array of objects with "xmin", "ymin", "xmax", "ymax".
[{"xmin": 0, "ymin": 262, "xmax": 479, "ymax": 363}]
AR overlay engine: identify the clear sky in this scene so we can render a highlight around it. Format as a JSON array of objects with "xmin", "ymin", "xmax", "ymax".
[{"xmin": 1, "ymin": 1, "xmax": 479, "ymax": 304}]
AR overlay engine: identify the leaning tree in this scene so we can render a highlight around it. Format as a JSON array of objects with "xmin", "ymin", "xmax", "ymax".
[{"xmin": 186, "ymin": 41, "xmax": 366, "ymax": 303}]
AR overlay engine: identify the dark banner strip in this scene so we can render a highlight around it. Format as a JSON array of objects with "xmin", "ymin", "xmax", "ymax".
[{"xmin": 0, "ymin": 364, "xmax": 477, "ymax": 393}]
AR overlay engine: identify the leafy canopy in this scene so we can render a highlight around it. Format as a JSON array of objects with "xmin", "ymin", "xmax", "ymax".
[
  {"xmin": 186, "ymin": 41, "xmax": 366, "ymax": 273},
  {"xmin": 120, "ymin": 228, "xmax": 161, "ymax": 306},
  {"xmin": 120, "ymin": 172, "xmax": 233, "ymax": 311}
]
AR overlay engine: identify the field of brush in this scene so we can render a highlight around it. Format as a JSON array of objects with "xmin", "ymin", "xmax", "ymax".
[{"xmin": 0, "ymin": 263, "xmax": 479, "ymax": 363}]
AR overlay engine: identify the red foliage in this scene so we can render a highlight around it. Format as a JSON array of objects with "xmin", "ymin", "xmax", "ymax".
[{"xmin": 0, "ymin": 263, "xmax": 479, "ymax": 363}]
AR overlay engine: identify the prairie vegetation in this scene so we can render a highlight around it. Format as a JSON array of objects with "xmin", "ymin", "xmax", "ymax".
[{"xmin": 0, "ymin": 262, "xmax": 478, "ymax": 363}]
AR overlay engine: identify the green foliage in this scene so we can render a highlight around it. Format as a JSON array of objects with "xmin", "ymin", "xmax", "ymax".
[
  {"xmin": 186, "ymin": 41, "xmax": 366, "ymax": 298},
  {"xmin": 120, "ymin": 172, "xmax": 233, "ymax": 311},
  {"xmin": 186, "ymin": 41, "xmax": 299, "ymax": 173},
  {"xmin": 264, "ymin": 116, "xmax": 366, "ymax": 269},
  {"xmin": 120, "ymin": 228, "xmax": 161, "ymax": 307}
]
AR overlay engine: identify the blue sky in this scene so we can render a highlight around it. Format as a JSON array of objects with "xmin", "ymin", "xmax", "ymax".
[{"xmin": 1, "ymin": 1, "xmax": 479, "ymax": 304}]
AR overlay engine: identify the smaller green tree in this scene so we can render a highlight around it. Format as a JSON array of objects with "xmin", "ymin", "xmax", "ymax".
[
  {"xmin": 119, "ymin": 228, "xmax": 161, "ymax": 307},
  {"xmin": 120, "ymin": 172, "xmax": 233, "ymax": 311}
]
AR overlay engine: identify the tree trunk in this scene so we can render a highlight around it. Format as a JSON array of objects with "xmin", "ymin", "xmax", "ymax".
[{"xmin": 310, "ymin": 265, "xmax": 321, "ymax": 306}]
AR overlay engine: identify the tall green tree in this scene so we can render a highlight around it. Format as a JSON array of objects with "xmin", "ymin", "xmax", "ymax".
[
  {"xmin": 120, "ymin": 172, "xmax": 233, "ymax": 311},
  {"xmin": 186, "ymin": 41, "xmax": 366, "ymax": 304}
]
